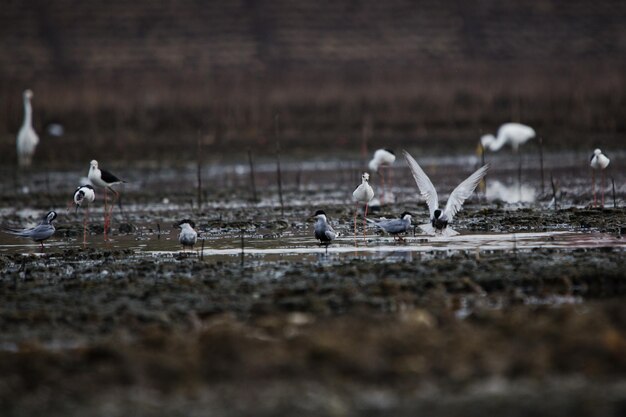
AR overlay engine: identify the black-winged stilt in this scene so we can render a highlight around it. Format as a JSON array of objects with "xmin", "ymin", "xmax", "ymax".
[
  {"xmin": 88, "ymin": 160, "xmax": 125, "ymax": 237},
  {"xmin": 352, "ymin": 172, "xmax": 374, "ymax": 239},
  {"xmin": 73, "ymin": 185, "xmax": 95, "ymax": 244},
  {"xmin": 368, "ymin": 148, "xmax": 396, "ymax": 204},
  {"xmin": 590, "ymin": 148, "xmax": 610, "ymax": 208}
]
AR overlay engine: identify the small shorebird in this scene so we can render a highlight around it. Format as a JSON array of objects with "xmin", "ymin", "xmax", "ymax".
[
  {"xmin": 352, "ymin": 172, "xmax": 375, "ymax": 238},
  {"xmin": 367, "ymin": 211, "xmax": 413, "ymax": 240},
  {"xmin": 175, "ymin": 219, "xmax": 198, "ymax": 251},
  {"xmin": 480, "ymin": 123, "xmax": 536, "ymax": 152},
  {"xmin": 73, "ymin": 185, "xmax": 95, "ymax": 244},
  {"xmin": 368, "ymin": 149, "xmax": 396, "ymax": 204},
  {"xmin": 16, "ymin": 89, "xmax": 39, "ymax": 168},
  {"xmin": 2, "ymin": 211, "xmax": 57, "ymax": 250},
  {"xmin": 590, "ymin": 148, "xmax": 610, "ymax": 207},
  {"xmin": 404, "ymin": 150, "xmax": 488, "ymax": 237},
  {"xmin": 311, "ymin": 210, "xmax": 337, "ymax": 251},
  {"xmin": 88, "ymin": 160, "xmax": 125, "ymax": 236}
]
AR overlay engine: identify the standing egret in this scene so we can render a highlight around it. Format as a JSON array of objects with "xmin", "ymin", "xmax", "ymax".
[
  {"xmin": 368, "ymin": 149, "xmax": 396, "ymax": 204},
  {"xmin": 590, "ymin": 149, "xmax": 610, "ymax": 207},
  {"xmin": 16, "ymin": 89, "xmax": 39, "ymax": 168},
  {"xmin": 352, "ymin": 172, "xmax": 374, "ymax": 238},
  {"xmin": 404, "ymin": 150, "xmax": 488, "ymax": 237},
  {"xmin": 480, "ymin": 123, "xmax": 536, "ymax": 152}
]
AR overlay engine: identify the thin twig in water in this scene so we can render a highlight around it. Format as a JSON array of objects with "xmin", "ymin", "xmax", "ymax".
[
  {"xmin": 240, "ymin": 228, "xmax": 245, "ymax": 266},
  {"xmin": 275, "ymin": 114, "xmax": 284, "ymax": 216},
  {"xmin": 612, "ymin": 177, "xmax": 616, "ymax": 208},
  {"xmin": 157, "ymin": 223, "xmax": 161, "ymax": 239},
  {"xmin": 539, "ymin": 136, "xmax": 545, "ymax": 195},
  {"xmin": 197, "ymin": 131, "xmax": 203, "ymax": 210},
  {"xmin": 247, "ymin": 148, "xmax": 257, "ymax": 203},
  {"xmin": 550, "ymin": 173, "xmax": 558, "ymax": 211}
]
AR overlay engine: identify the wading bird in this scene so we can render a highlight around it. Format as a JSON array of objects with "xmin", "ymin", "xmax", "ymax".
[
  {"xmin": 368, "ymin": 149, "xmax": 396, "ymax": 204},
  {"xmin": 311, "ymin": 210, "xmax": 337, "ymax": 252},
  {"xmin": 352, "ymin": 172, "xmax": 374, "ymax": 238},
  {"xmin": 73, "ymin": 185, "xmax": 95, "ymax": 244},
  {"xmin": 590, "ymin": 148, "xmax": 610, "ymax": 207},
  {"xmin": 366, "ymin": 211, "xmax": 413, "ymax": 241},
  {"xmin": 480, "ymin": 123, "xmax": 536, "ymax": 152},
  {"xmin": 404, "ymin": 150, "xmax": 488, "ymax": 237},
  {"xmin": 88, "ymin": 160, "xmax": 125, "ymax": 236},
  {"xmin": 175, "ymin": 219, "xmax": 198, "ymax": 251},
  {"xmin": 2, "ymin": 211, "xmax": 57, "ymax": 250},
  {"xmin": 16, "ymin": 89, "xmax": 39, "ymax": 168}
]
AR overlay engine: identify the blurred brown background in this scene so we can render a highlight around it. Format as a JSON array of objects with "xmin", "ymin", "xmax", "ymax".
[{"xmin": 0, "ymin": 0, "xmax": 624, "ymax": 166}]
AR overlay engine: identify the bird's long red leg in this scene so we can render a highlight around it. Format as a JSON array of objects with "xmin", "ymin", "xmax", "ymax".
[
  {"xmin": 601, "ymin": 171, "xmax": 605, "ymax": 208},
  {"xmin": 380, "ymin": 169, "xmax": 386, "ymax": 206},
  {"xmin": 83, "ymin": 208, "xmax": 87, "ymax": 245},
  {"xmin": 363, "ymin": 203, "xmax": 369, "ymax": 240},
  {"xmin": 354, "ymin": 202, "xmax": 358, "ymax": 238},
  {"xmin": 592, "ymin": 169, "xmax": 596, "ymax": 207},
  {"xmin": 103, "ymin": 189, "xmax": 109, "ymax": 239}
]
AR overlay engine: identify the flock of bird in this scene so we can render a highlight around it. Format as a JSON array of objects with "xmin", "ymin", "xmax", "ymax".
[{"xmin": 3, "ymin": 89, "xmax": 614, "ymax": 252}]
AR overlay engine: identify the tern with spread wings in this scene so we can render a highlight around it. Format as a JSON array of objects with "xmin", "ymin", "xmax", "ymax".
[{"xmin": 403, "ymin": 150, "xmax": 488, "ymax": 237}]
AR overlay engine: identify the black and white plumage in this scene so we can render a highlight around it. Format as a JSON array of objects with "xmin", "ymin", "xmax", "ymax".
[
  {"xmin": 175, "ymin": 219, "xmax": 198, "ymax": 250},
  {"xmin": 403, "ymin": 150, "xmax": 488, "ymax": 237},
  {"xmin": 311, "ymin": 210, "xmax": 337, "ymax": 246},
  {"xmin": 16, "ymin": 89, "xmax": 39, "ymax": 167},
  {"xmin": 367, "ymin": 211, "xmax": 413, "ymax": 240},
  {"xmin": 73, "ymin": 185, "xmax": 95, "ymax": 213},
  {"xmin": 2, "ymin": 211, "xmax": 57, "ymax": 249},
  {"xmin": 590, "ymin": 148, "xmax": 610, "ymax": 207},
  {"xmin": 88, "ymin": 160, "xmax": 125, "ymax": 192},
  {"xmin": 352, "ymin": 172, "xmax": 375, "ymax": 238}
]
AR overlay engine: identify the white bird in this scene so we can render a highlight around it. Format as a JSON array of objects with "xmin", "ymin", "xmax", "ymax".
[
  {"xmin": 88, "ymin": 160, "xmax": 125, "ymax": 237},
  {"xmin": 480, "ymin": 123, "xmax": 536, "ymax": 152},
  {"xmin": 403, "ymin": 150, "xmax": 488, "ymax": 237},
  {"xmin": 590, "ymin": 148, "xmax": 610, "ymax": 208},
  {"xmin": 175, "ymin": 219, "xmax": 198, "ymax": 251},
  {"xmin": 16, "ymin": 89, "xmax": 39, "ymax": 168},
  {"xmin": 352, "ymin": 172, "xmax": 375, "ymax": 238},
  {"xmin": 73, "ymin": 185, "xmax": 96, "ymax": 244},
  {"xmin": 2, "ymin": 211, "xmax": 57, "ymax": 250},
  {"xmin": 367, "ymin": 211, "xmax": 413, "ymax": 240},
  {"xmin": 368, "ymin": 148, "xmax": 396, "ymax": 205},
  {"xmin": 311, "ymin": 210, "xmax": 337, "ymax": 251}
]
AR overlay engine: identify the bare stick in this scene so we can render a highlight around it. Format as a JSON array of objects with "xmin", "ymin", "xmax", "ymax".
[
  {"xmin": 480, "ymin": 143, "xmax": 486, "ymax": 198},
  {"xmin": 539, "ymin": 137, "xmax": 545, "ymax": 195},
  {"xmin": 157, "ymin": 222, "xmax": 161, "ymax": 239},
  {"xmin": 612, "ymin": 177, "xmax": 617, "ymax": 208},
  {"xmin": 550, "ymin": 173, "xmax": 558, "ymax": 211},
  {"xmin": 247, "ymin": 148, "xmax": 257, "ymax": 203},
  {"xmin": 197, "ymin": 131, "xmax": 203, "ymax": 210},
  {"xmin": 240, "ymin": 228, "xmax": 245, "ymax": 266},
  {"xmin": 201, "ymin": 238, "xmax": 205, "ymax": 261},
  {"xmin": 274, "ymin": 114, "xmax": 284, "ymax": 216}
]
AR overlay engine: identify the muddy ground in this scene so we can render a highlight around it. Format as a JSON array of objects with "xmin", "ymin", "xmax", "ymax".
[{"xmin": 0, "ymin": 157, "xmax": 625, "ymax": 417}]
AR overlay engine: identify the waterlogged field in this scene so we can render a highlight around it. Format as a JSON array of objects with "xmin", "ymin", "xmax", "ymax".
[{"xmin": 0, "ymin": 151, "xmax": 625, "ymax": 417}]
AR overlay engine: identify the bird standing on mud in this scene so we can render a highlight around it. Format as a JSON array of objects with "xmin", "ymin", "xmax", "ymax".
[
  {"xmin": 352, "ymin": 172, "xmax": 375, "ymax": 239},
  {"xmin": 366, "ymin": 211, "xmax": 413, "ymax": 241},
  {"xmin": 88, "ymin": 160, "xmax": 125, "ymax": 236},
  {"xmin": 16, "ymin": 89, "xmax": 39, "ymax": 168},
  {"xmin": 590, "ymin": 148, "xmax": 610, "ymax": 208},
  {"xmin": 368, "ymin": 149, "xmax": 396, "ymax": 205},
  {"xmin": 311, "ymin": 210, "xmax": 337, "ymax": 251},
  {"xmin": 73, "ymin": 185, "xmax": 95, "ymax": 244},
  {"xmin": 2, "ymin": 211, "xmax": 57, "ymax": 250},
  {"xmin": 403, "ymin": 150, "xmax": 488, "ymax": 237},
  {"xmin": 175, "ymin": 220, "xmax": 198, "ymax": 251}
]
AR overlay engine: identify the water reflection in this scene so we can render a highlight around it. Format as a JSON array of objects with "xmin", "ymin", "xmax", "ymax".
[{"xmin": 486, "ymin": 180, "xmax": 536, "ymax": 203}]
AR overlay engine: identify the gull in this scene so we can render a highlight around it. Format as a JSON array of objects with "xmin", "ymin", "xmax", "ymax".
[
  {"xmin": 16, "ymin": 89, "xmax": 39, "ymax": 168},
  {"xmin": 73, "ymin": 185, "xmax": 95, "ymax": 244},
  {"xmin": 88, "ymin": 160, "xmax": 125, "ymax": 237},
  {"xmin": 590, "ymin": 148, "xmax": 610, "ymax": 208},
  {"xmin": 368, "ymin": 149, "xmax": 396, "ymax": 204},
  {"xmin": 403, "ymin": 150, "xmax": 488, "ymax": 237},
  {"xmin": 352, "ymin": 172, "xmax": 374, "ymax": 238},
  {"xmin": 310, "ymin": 210, "xmax": 337, "ymax": 251},
  {"xmin": 175, "ymin": 219, "xmax": 198, "ymax": 251},
  {"xmin": 366, "ymin": 211, "xmax": 413, "ymax": 240},
  {"xmin": 2, "ymin": 211, "xmax": 57, "ymax": 250}
]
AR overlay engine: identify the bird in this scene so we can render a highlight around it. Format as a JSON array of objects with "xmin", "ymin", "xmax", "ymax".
[
  {"xmin": 480, "ymin": 123, "xmax": 536, "ymax": 152},
  {"xmin": 2, "ymin": 211, "xmax": 57, "ymax": 250},
  {"xmin": 366, "ymin": 211, "xmax": 413, "ymax": 240},
  {"xmin": 73, "ymin": 185, "xmax": 95, "ymax": 244},
  {"xmin": 88, "ymin": 160, "xmax": 125, "ymax": 237},
  {"xmin": 16, "ymin": 89, "xmax": 39, "ymax": 168},
  {"xmin": 590, "ymin": 148, "xmax": 610, "ymax": 208},
  {"xmin": 175, "ymin": 219, "xmax": 198, "ymax": 251},
  {"xmin": 403, "ymin": 150, "xmax": 488, "ymax": 237},
  {"xmin": 311, "ymin": 210, "xmax": 337, "ymax": 250},
  {"xmin": 352, "ymin": 172, "xmax": 375, "ymax": 238},
  {"xmin": 368, "ymin": 149, "xmax": 396, "ymax": 205}
]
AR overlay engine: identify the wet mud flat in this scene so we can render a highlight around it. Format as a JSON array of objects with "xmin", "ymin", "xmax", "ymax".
[{"xmin": 0, "ymin": 204, "xmax": 625, "ymax": 416}]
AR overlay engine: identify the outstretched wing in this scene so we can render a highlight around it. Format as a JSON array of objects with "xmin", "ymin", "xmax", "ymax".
[
  {"xmin": 443, "ymin": 164, "xmax": 489, "ymax": 222},
  {"xmin": 403, "ymin": 150, "xmax": 438, "ymax": 218}
]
